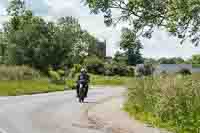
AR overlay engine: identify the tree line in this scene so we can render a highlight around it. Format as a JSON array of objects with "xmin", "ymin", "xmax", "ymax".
[
  {"xmin": 113, "ymin": 51, "xmax": 192, "ymax": 65},
  {"xmin": 192, "ymin": 54, "xmax": 200, "ymax": 64}
]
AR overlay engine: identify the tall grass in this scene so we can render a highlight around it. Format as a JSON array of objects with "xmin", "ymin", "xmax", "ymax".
[
  {"xmin": 192, "ymin": 73, "xmax": 200, "ymax": 80},
  {"xmin": 0, "ymin": 65, "xmax": 40, "ymax": 80},
  {"xmin": 124, "ymin": 75, "xmax": 200, "ymax": 133},
  {"xmin": 0, "ymin": 65, "xmax": 67, "ymax": 96}
]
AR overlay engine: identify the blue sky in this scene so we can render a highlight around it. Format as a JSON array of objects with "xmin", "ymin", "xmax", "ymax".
[{"xmin": 0, "ymin": 0, "xmax": 199, "ymax": 59}]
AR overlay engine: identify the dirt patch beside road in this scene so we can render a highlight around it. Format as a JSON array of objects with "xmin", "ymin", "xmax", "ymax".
[{"xmin": 85, "ymin": 96, "xmax": 169, "ymax": 133}]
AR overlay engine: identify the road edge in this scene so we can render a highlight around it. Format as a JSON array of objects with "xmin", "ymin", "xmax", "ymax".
[{"xmin": 0, "ymin": 128, "xmax": 7, "ymax": 133}]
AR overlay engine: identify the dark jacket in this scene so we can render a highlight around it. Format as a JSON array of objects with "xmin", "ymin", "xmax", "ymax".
[{"xmin": 77, "ymin": 73, "xmax": 90, "ymax": 84}]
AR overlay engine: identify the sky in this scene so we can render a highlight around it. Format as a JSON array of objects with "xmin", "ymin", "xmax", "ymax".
[{"xmin": 0, "ymin": 0, "xmax": 199, "ymax": 59}]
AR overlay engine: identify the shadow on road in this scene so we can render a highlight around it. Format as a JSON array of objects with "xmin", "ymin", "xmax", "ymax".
[{"xmin": 83, "ymin": 101, "xmax": 97, "ymax": 104}]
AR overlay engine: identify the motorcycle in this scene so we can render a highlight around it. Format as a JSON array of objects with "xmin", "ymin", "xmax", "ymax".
[{"xmin": 78, "ymin": 81, "xmax": 86, "ymax": 103}]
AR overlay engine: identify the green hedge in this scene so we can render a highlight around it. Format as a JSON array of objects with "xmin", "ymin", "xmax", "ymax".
[{"xmin": 83, "ymin": 56, "xmax": 135, "ymax": 76}]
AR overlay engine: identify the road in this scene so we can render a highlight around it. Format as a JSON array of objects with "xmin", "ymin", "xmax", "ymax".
[{"xmin": 0, "ymin": 86, "xmax": 125, "ymax": 133}]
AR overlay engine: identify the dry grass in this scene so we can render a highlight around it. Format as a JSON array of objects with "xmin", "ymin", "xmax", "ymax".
[{"xmin": 0, "ymin": 65, "xmax": 40, "ymax": 80}]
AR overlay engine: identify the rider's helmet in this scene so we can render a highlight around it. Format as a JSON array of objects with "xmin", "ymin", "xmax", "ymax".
[{"xmin": 81, "ymin": 68, "xmax": 86, "ymax": 73}]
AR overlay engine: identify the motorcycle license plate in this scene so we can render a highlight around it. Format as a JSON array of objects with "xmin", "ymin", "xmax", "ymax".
[{"xmin": 80, "ymin": 84, "xmax": 83, "ymax": 88}]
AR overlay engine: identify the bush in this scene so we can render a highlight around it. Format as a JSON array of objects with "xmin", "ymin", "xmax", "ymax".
[
  {"xmin": 104, "ymin": 62, "xmax": 134, "ymax": 77},
  {"xmin": 57, "ymin": 69, "xmax": 65, "ymax": 76},
  {"xmin": 66, "ymin": 79, "xmax": 76, "ymax": 89},
  {"xmin": 73, "ymin": 64, "xmax": 81, "ymax": 73},
  {"xmin": 135, "ymin": 64, "xmax": 155, "ymax": 77},
  {"xmin": 113, "ymin": 65, "xmax": 127, "ymax": 76},
  {"xmin": 176, "ymin": 68, "xmax": 191, "ymax": 75},
  {"xmin": 104, "ymin": 63, "xmax": 115, "ymax": 76},
  {"xmin": 68, "ymin": 64, "xmax": 82, "ymax": 78},
  {"xmin": 83, "ymin": 56, "xmax": 135, "ymax": 76},
  {"xmin": 68, "ymin": 68, "xmax": 76, "ymax": 78},
  {"xmin": 49, "ymin": 70, "xmax": 60, "ymax": 81},
  {"xmin": 127, "ymin": 66, "xmax": 135, "ymax": 76},
  {"xmin": 48, "ymin": 69, "xmax": 65, "ymax": 84},
  {"xmin": 0, "ymin": 65, "xmax": 40, "ymax": 80},
  {"xmin": 83, "ymin": 56, "xmax": 105, "ymax": 75},
  {"xmin": 124, "ymin": 76, "xmax": 200, "ymax": 133}
]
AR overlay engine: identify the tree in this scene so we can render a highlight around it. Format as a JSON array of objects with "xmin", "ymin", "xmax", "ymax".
[
  {"xmin": 158, "ymin": 57, "xmax": 185, "ymax": 64},
  {"xmin": 7, "ymin": 0, "xmax": 25, "ymax": 16},
  {"xmin": 84, "ymin": 0, "xmax": 200, "ymax": 46},
  {"xmin": 113, "ymin": 51, "xmax": 127, "ymax": 65},
  {"xmin": 158, "ymin": 57, "xmax": 175, "ymax": 64},
  {"xmin": 81, "ymin": 30, "xmax": 97, "ymax": 56},
  {"xmin": 0, "ymin": 31, "xmax": 8, "ymax": 64},
  {"xmin": 144, "ymin": 58, "xmax": 158, "ymax": 64},
  {"xmin": 120, "ymin": 28, "xmax": 143, "ymax": 66},
  {"xmin": 192, "ymin": 54, "xmax": 200, "ymax": 64},
  {"xmin": 185, "ymin": 58, "xmax": 192, "ymax": 64},
  {"xmin": 173, "ymin": 57, "xmax": 185, "ymax": 64},
  {"xmin": 3, "ymin": 0, "xmax": 100, "ymax": 72}
]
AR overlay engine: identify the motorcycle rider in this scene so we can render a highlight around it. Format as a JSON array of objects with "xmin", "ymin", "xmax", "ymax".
[{"xmin": 76, "ymin": 68, "xmax": 90, "ymax": 98}]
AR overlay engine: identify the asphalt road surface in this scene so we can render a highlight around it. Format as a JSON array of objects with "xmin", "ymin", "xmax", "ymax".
[{"xmin": 0, "ymin": 86, "xmax": 125, "ymax": 133}]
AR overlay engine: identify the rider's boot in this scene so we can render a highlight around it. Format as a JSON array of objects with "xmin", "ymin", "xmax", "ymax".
[
  {"xmin": 76, "ymin": 85, "xmax": 79, "ymax": 97},
  {"xmin": 85, "ymin": 85, "xmax": 88, "ymax": 97}
]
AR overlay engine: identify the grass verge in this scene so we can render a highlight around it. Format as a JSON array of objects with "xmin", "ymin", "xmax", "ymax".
[
  {"xmin": 0, "ymin": 80, "xmax": 66, "ymax": 96},
  {"xmin": 66, "ymin": 74, "xmax": 130, "ymax": 89},
  {"xmin": 90, "ymin": 74, "xmax": 130, "ymax": 86},
  {"xmin": 0, "ymin": 74, "xmax": 130, "ymax": 96}
]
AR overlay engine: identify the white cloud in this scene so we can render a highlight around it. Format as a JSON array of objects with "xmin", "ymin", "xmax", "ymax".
[
  {"xmin": 0, "ymin": 16, "xmax": 9, "ymax": 29},
  {"xmin": 47, "ymin": 0, "xmax": 89, "ymax": 17},
  {"xmin": 0, "ymin": 7, "xmax": 7, "ymax": 16},
  {"xmin": 79, "ymin": 16, "xmax": 127, "ymax": 56},
  {"xmin": 141, "ymin": 29, "xmax": 198, "ymax": 59},
  {"xmin": 0, "ymin": 0, "xmax": 8, "ymax": 16}
]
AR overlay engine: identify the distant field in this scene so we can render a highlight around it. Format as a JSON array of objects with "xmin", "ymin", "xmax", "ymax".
[{"xmin": 192, "ymin": 64, "xmax": 200, "ymax": 68}]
